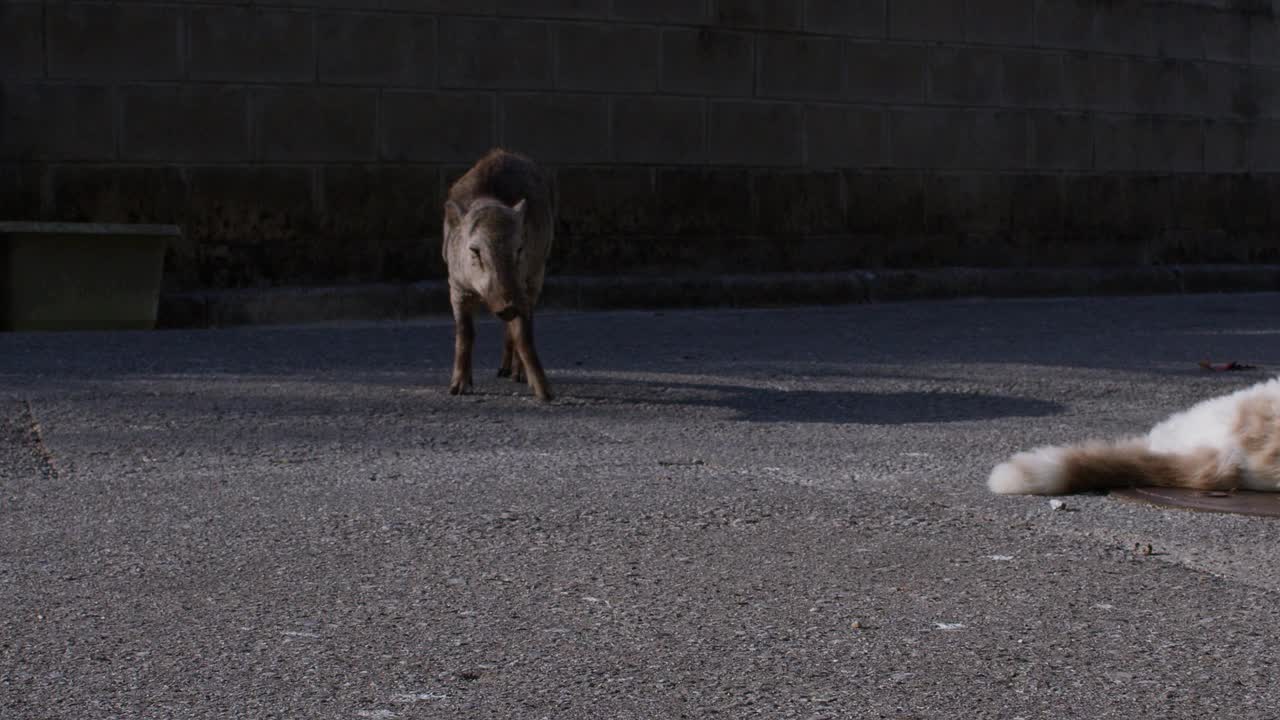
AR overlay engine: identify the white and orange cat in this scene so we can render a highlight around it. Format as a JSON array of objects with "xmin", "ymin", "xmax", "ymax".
[{"xmin": 989, "ymin": 377, "xmax": 1280, "ymax": 495}]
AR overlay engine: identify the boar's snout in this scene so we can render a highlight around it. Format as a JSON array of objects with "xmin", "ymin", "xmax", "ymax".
[{"xmin": 495, "ymin": 305, "xmax": 519, "ymax": 321}]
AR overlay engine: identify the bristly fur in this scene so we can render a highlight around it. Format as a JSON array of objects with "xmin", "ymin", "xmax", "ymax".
[
  {"xmin": 442, "ymin": 148, "xmax": 555, "ymax": 402},
  {"xmin": 989, "ymin": 377, "xmax": 1280, "ymax": 495}
]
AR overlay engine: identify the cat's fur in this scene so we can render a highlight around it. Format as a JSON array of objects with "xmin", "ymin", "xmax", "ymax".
[{"xmin": 989, "ymin": 377, "xmax": 1280, "ymax": 495}]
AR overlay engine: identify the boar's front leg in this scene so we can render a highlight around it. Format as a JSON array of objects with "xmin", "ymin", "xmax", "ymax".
[
  {"xmin": 498, "ymin": 326, "xmax": 517, "ymax": 379},
  {"xmin": 449, "ymin": 292, "xmax": 475, "ymax": 396},
  {"xmin": 499, "ymin": 324, "xmax": 526, "ymax": 383},
  {"xmin": 497, "ymin": 331, "xmax": 512, "ymax": 378},
  {"xmin": 508, "ymin": 313, "xmax": 550, "ymax": 401}
]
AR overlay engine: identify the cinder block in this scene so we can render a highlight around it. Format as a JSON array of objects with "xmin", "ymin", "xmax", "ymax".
[
  {"xmin": 49, "ymin": 167, "xmax": 187, "ymax": 228},
  {"xmin": 843, "ymin": 171, "xmax": 925, "ymax": 234},
  {"xmin": 0, "ymin": 164, "xmax": 41, "ymax": 221},
  {"xmin": 121, "ymin": 86, "xmax": 249, "ymax": 163},
  {"xmin": 1195, "ymin": 62, "xmax": 1246, "ymax": 118},
  {"xmin": 318, "ymin": 13, "xmax": 435, "ymax": 87},
  {"xmin": 712, "ymin": 0, "xmax": 801, "ymax": 29},
  {"xmin": 655, "ymin": 168, "xmax": 752, "ymax": 235},
  {"xmin": 965, "ymin": 0, "xmax": 1034, "ymax": 46},
  {"xmin": 190, "ymin": 7, "xmax": 314, "ymax": 82},
  {"xmin": 1150, "ymin": 4, "xmax": 1204, "ymax": 60},
  {"xmin": 1092, "ymin": 115, "xmax": 1140, "ymax": 172},
  {"xmin": 1130, "ymin": 59, "xmax": 1187, "ymax": 116},
  {"xmin": 0, "ymin": 3, "xmax": 43, "ymax": 79},
  {"xmin": 805, "ymin": 0, "xmax": 885, "ymax": 38},
  {"xmin": 757, "ymin": 34, "xmax": 844, "ymax": 100},
  {"xmin": 255, "ymin": 88, "xmax": 378, "ymax": 162},
  {"xmin": 1248, "ymin": 121, "xmax": 1280, "ymax": 172},
  {"xmin": 846, "ymin": 42, "xmax": 927, "ymax": 103},
  {"xmin": 1002, "ymin": 51, "xmax": 1062, "ymax": 108},
  {"xmin": 928, "ymin": 47, "xmax": 1002, "ymax": 106},
  {"xmin": 380, "ymin": 92, "xmax": 494, "ymax": 163},
  {"xmin": 557, "ymin": 24, "xmax": 659, "ymax": 92},
  {"xmin": 555, "ymin": 167, "xmax": 657, "ymax": 237},
  {"xmin": 1190, "ymin": 175, "xmax": 1259, "ymax": 236},
  {"xmin": 1230, "ymin": 66, "xmax": 1272, "ymax": 119},
  {"xmin": 890, "ymin": 109, "xmax": 1027, "ymax": 170},
  {"xmin": 439, "ymin": 18, "xmax": 552, "ymax": 89},
  {"xmin": 661, "ymin": 28, "xmax": 754, "ymax": 96},
  {"xmin": 1180, "ymin": 61, "xmax": 1210, "ymax": 117},
  {"xmin": 1221, "ymin": 64, "xmax": 1261, "ymax": 121},
  {"xmin": 185, "ymin": 167, "xmax": 317, "ymax": 288},
  {"xmin": 1007, "ymin": 174, "xmax": 1064, "ymax": 235},
  {"xmin": 968, "ymin": 111, "xmax": 1031, "ymax": 171},
  {"xmin": 1205, "ymin": 120, "xmax": 1248, "ymax": 173},
  {"xmin": 889, "ymin": 0, "xmax": 964, "ymax": 42},
  {"xmin": 1127, "ymin": 175, "xmax": 1175, "ymax": 237},
  {"xmin": 502, "ymin": 94, "xmax": 610, "ymax": 163},
  {"xmin": 1253, "ymin": 17, "xmax": 1280, "ymax": 66},
  {"xmin": 923, "ymin": 174, "xmax": 1010, "ymax": 236},
  {"xmin": 382, "ymin": 0, "xmax": 497, "ymax": 13},
  {"xmin": 1168, "ymin": 175, "xmax": 1216, "ymax": 233},
  {"xmin": 1029, "ymin": 111, "xmax": 1092, "ymax": 171},
  {"xmin": 1251, "ymin": 68, "xmax": 1280, "ymax": 119},
  {"xmin": 1097, "ymin": 115, "xmax": 1203, "ymax": 173},
  {"xmin": 1062, "ymin": 54, "xmax": 1131, "ymax": 112},
  {"xmin": 1225, "ymin": 174, "xmax": 1272, "ymax": 233},
  {"xmin": 1091, "ymin": 0, "xmax": 1154, "ymax": 56},
  {"xmin": 707, "ymin": 101, "xmax": 803, "ymax": 166},
  {"xmin": 1064, "ymin": 174, "xmax": 1132, "ymax": 234},
  {"xmin": 321, "ymin": 165, "xmax": 443, "ymax": 282},
  {"xmin": 1036, "ymin": 0, "xmax": 1094, "ymax": 50},
  {"xmin": 0, "ymin": 84, "xmax": 115, "ymax": 161},
  {"xmin": 889, "ymin": 108, "xmax": 953, "ymax": 169},
  {"xmin": 46, "ymin": 3, "xmax": 182, "ymax": 80},
  {"xmin": 753, "ymin": 171, "xmax": 845, "ymax": 235},
  {"xmin": 804, "ymin": 105, "xmax": 886, "ymax": 168},
  {"xmin": 1202, "ymin": 10, "xmax": 1252, "ymax": 63},
  {"xmin": 493, "ymin": 0, "xmax": 610, "ymax": 18},
  {"xmin": 612, "ymin": 0, "xmax": 709, "ymax": 24},
  {"xmin": 550, "ymin": 167, "xmax": 655, "ymax": 274},
  {"xmin": 186, "ymin": 168, "xmax": 313, "ymax": 228},
  {"xmin": 612, "ymin": 96, "xmax": 705, "ymax": 164}
]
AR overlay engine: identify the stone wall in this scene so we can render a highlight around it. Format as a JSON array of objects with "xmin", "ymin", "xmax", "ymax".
[{"xmin": 3, "ymin": 0, "xmax": 1279, "ymax": 291}]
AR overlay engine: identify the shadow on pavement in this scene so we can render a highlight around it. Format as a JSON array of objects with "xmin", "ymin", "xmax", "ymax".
[{"xmin": 559, "ymin": 377, "xmax": 1064, "ymax": 424}]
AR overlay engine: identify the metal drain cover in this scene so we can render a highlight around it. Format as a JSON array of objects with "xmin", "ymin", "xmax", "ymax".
[{"xmin": 1112, "ymin": 487, "xmax": 1280, "ymax": 517}]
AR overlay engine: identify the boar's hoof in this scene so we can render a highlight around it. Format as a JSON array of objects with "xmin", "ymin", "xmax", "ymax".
[
  {"xmin": 535, "ymin": 388, "xmax": 553, "ymax": 402},
  {"xmin": 497, "ymin": 367, "xmax": 512, "ymax": 378},
  {"xmin": 448, "ymin": 379, "xmax": 473, "ymax": 396}
]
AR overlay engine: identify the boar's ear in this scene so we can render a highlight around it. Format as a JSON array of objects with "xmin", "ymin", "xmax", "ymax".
[
  {"xmin": 511, "ymin": 198, "xmax": 527, "ymax": 220},
  {"xmin": 442, "ymin": 200, "xmax": 464, "ymax": 261},
  {"xmin": 444, "ymin": 200, "xmax": 464, "ymax": 229}
]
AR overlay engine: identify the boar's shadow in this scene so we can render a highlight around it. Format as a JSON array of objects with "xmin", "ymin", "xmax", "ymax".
[{"xmin": 559, "ymin": 377, "xmax": 1063, "ymax": 425}]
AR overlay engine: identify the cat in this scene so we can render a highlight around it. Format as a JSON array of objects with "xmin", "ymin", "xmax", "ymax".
[{"xmin": 988, "ymin": 377, "xmax": 1280, "ymax": 495}]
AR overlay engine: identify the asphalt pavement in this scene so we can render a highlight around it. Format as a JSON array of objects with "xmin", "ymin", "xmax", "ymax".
[{"xmin": 4, "ymin": 294, "xmax": 1280, "ymax": 719}]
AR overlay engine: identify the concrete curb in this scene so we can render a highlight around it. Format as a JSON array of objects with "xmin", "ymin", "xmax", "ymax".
[{"xmin": 156, "ymin": 265, "xmax": 1280, "ymax": 328}]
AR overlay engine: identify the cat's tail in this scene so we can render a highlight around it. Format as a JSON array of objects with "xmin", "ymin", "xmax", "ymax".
[{"xmin": 987, "ymin": 440, "xmax": 1239, "ymax": 495}]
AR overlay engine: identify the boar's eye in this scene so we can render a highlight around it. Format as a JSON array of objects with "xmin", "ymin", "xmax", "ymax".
[{"xmin": 469, "ymin": 247, "xmax": 482, "ymax": 265}]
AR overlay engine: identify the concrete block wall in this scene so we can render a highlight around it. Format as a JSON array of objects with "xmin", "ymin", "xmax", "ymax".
[{"xmin": 3, "ymin": 0, "xmax": 1280, "ymax": 290}]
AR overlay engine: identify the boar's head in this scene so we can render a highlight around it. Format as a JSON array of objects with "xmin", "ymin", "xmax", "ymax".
[{"xmin": 444, "ymin": 197, "xmax": 528, "ymax": 321}]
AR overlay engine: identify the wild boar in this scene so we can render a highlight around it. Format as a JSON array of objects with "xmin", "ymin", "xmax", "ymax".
[{"xmin": 442, "ymin": 149, "xmax": 554, "ymax": 401}]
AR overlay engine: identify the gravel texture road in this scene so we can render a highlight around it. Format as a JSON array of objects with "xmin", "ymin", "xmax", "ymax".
[{"xmin": 4, "ymin": 294, "xmax": 1280, "ymax": 719}]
